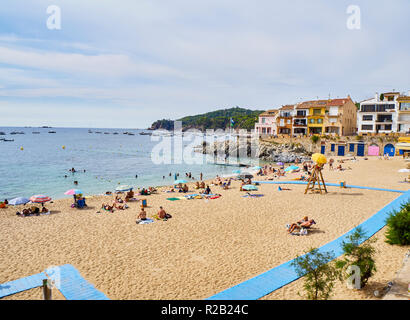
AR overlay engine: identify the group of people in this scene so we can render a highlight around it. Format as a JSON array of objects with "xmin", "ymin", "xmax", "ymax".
[
  {"xmin": 101, "ymin": 195, "xmax": 129, "ymax": 212},
  {"xmin": 136, "ymin": 206, "xmax": 172, "ymax": 224},
  {"xmin": 16, "ymin": 206, "xmax": 49, "ymax": 217}
]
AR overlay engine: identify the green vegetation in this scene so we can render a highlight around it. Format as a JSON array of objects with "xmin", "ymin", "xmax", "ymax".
[
  {"xmin": 385, "ymin": 202, "xmax": 410, "ymax": 245},
  {"xmin": 291, "ymin": 248, "xmax": 339, "ymax": 300},
  {"xmin": 336, "ymin": 227, "xmax": 377, "ymax": 289},
  {"xmin": 150, "ymin": 107, "xmax": 264, "ymax": 130},
  {"xmin": 311, "ymin": 135, "xmax": 320, "ymax": 144},
  {"xmin": 380, "ymin": 93, "xmax": 384, "ymax": 101}
]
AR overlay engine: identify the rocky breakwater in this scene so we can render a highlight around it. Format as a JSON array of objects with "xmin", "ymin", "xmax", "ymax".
[{"xmin": 197, "ymin": 139, "xmax": 312, "ymax": 163}]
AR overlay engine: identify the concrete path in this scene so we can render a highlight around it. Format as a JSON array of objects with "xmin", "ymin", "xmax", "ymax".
[{"xmin": 383, "ymin": 250, "xmax": 410, "ymax": 300}]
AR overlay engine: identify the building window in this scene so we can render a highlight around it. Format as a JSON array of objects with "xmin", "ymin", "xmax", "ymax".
[
  {"xmin": 317, "ymin": 118, "xmax": 323, "ymax": 124},
  {"xmin": 309, "ymin": 119, "xmax": 314, "ymax": 124},
  {"xmin": 261, "ymin": 118, "xmax": 265, "ymax": 124},
  {"xmin": 400, "ymin": 102, "xmax": 410, "ymax": 111},
  {"xmin": 361, "ymin": 125, "xmax": 373, "ymax": 130},
  {"xmin": 313, "ymin": 109, "xmax": 321, "ymax": 115},
  {"xmin": 363, "ymin": 115, "xmax": 373, "ymax": 121},
  {"xmin": 297, "ymin": 110, "xmax": 306, "ymax": 116}
]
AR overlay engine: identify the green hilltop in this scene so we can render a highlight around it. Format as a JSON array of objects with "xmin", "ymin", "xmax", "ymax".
[{"xmin": 150, "ymin": 107, "xmax": 264, "ymax": 131}]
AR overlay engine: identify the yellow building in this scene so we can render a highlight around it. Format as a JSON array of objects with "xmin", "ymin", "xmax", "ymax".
[{"xmin": 306, "ymin": 100, "xmax": 327, "ymax": 134}]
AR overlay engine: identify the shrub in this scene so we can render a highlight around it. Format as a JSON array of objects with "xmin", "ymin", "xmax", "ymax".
[
  {"xmin": 385, "ymin": 202, "xmax": 410, "ymax": 245},
  {"xmin": 311, "ymin": 135, "xmax": 320, "ymax": 144},
  {"xmin": 336, "ymin": 226, "xmax": 377, "ymax": 289},
  {"xmin": 291, "ymin": 248, "xmax": 339, "ymax": 300}
]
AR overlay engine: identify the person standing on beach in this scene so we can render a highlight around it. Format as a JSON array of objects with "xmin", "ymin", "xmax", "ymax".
[{"xmin": 200, "ymin": 172, "xmax": 203, "ymax": 181}]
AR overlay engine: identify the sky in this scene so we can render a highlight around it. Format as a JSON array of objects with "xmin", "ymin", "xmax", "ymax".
[{"xmin": 0, "ymin": 0, "xmax": 409, "ymax": 128}]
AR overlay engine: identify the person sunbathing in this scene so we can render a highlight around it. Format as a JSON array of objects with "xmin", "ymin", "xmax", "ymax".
[
  {"xmin": 200, "ymin": 181, "xmax": 205, "ymax": 189},
  {"xmin": 158, "ymin": 206, "xmax": 172, "ymax": 220},
  {"xmin": 102, "ymin": 203, "xmax": 114, "ymax": 212},
  {"xmin": 115, "ymin": 195, "xmax": 124, "ymax": 203},
  {"xmin": 136, "ymin": 208, "xmax": 148, "ymax": 224},
  {"xmin": 288, "ymin": 219, "xmax": 316, "ymax": 233},
  {"xmin": 182, "ymin": 184, "xmax": 189, "ymax": 193},
  {"xmin": 195, "ymin": 181, "xmax": 200, "ymax": 189},
  {"xmin": 125, "ymin": 190, "xmax": 134, "ymax": 200},
  {"xmin": 41, "ymin": 207, "xmax": 49, "ymax": 214},
  {"xmin": 22, "ymin": 208, "xmax": 32, "ymax": 216}
]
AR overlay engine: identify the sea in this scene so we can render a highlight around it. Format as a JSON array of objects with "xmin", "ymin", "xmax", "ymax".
[{"xmin": 0, "ymin": 127, "xmax": 258, "ymax": 200}]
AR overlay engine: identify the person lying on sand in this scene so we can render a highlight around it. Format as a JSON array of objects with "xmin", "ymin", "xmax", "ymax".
[
  {"xmin": 115, "ymin": 195, "xmax": 124, "ymax": 203},
  {"xmin": 41, "ymin": 207, "xmax": 49, "ymax": 214},
  {"xmin": 102, "ymin": 203, "xmax": 114, "ymax": 212},
  {"xmin": 288, "ymin": 219, "xmax": 316, "ymax": 233},
  {"xmin": 200, "ymin": 181, "xmax": 205, "ymax": 189}
]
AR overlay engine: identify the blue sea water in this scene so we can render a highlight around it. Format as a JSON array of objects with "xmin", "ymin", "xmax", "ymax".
[{"xmin": 0, "ymin": 127, "xmax": 248, "ymax": 200}]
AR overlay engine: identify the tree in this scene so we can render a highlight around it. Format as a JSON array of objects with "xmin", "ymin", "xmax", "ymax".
[
  {"xmin": 385, "ymin": 201, "xmax": 410, "ymax": 245},
  {"xmin": 336, "ymin": 226, "xmax": 377, "ymax": 289},
  {"xmin": 311, "ymin": 135, "xmax": 320, "ymax": 144},
  {"xmin": 291, "ymin": 248, "xmax": 339, "ymax": 300}
]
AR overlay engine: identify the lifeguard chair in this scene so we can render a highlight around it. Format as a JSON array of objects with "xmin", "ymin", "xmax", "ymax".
[{"xmin": 305, "ymin": 153, "xmax": 328, "ymax": 195}]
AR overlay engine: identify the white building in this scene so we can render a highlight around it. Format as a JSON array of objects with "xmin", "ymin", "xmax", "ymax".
[
  {"xmin": 254, "ymin": 109, "xmax": 279, "ymax": 136},
  {"xmin": 357, "ymin": 92, "xmax": 400, "ymax": 134}
]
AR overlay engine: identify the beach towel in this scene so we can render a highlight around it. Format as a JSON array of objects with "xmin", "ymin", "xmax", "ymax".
[
  {"xmin": 242, "ymin": 194, "xmax": 264, "ymax": 198},
  {"xmin": 167, "ymin": 197, "xmax": 180, "ymax": 201},
  {"xmin": 137, "ymin": 219, "xmax": 154, "ymax": 225},
  {"xmin": 209, "ymin": 195, "xmax": 221, "ymax": 200}
]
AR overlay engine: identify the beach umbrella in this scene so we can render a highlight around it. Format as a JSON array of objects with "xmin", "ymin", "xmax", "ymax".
[
  {"xmin": 115, "ymin": 185, "xmax": 133, "ymax": 192},
  {"xmin": 9, "ymin": 197, "xmax": 30, "ymax": 206},
  {"xmin": 232, "ymin": 169, "xmax": 241, "ymax": 174},
  {"xmin": 284, "ymin": 165, "xmax": 300, "ymax": 172},
  {"xmin": 238, "ymin": 173, "xmax": 254, "ymax": 179},
  {"xmin": 64, "ymin": 189, "xmax": 83, "ymax": 195},
  {"xmin": 174, "ymin": 179, "xmax": 188, "ymax": 184},
  {"xmin": 251, "ymin": 166, "xmax": 262, "ymax": 170},
  {"xmin": 242, "ymin": 185, "xmax": 258, "ymax": 191},
  {"xmin": 30, "ymin": 195, "xmax": 51, "ymax": 206},
  {"xmin": 277, "ymin": 162, "xmax": 284, "ymax": 166},
  {"xmin": 312, "ymin": 153, "xmax": 327, "ymax": 165}
]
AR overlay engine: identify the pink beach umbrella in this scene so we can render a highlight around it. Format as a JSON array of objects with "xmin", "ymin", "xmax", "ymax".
[
  {"xmin": 64, "ymin": 189, "xmax": 83, "ymax": 196},
  {"xmin": 30, "ymin": 195, "xmax": 52, "ymax": 206}
]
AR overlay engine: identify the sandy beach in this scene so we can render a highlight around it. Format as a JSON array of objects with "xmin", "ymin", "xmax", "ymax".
[{"xmin": 1, "ymin": 156, "xmax": 409, "ymax": 300}]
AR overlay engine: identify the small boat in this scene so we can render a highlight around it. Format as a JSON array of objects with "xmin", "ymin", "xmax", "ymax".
[
  {"xmin": 88, "ymin": 130, "xmax": 93, "ymax": 133},
  {"xmin": 3, "ymin": 139, "xmax": 14, "ymax": 142},
  {"xmin": 95, "ymin": 131, "xmax": 102, "ymax": 134},
  {"xmin": 123, "ymin": 132, "xmax": 129, "ymax": 135},
  {"xmin": 0, "ymin": 132, "xmax": 5, "ymax": 135},
  {"xmin": 32, "ymin": 132, "xmax": 40, "ymax": 134},
  {"xmin": 113, "ymin": 132, "xmax": 119, "ymax": 135},
  {"xmin": 139, "ymin": 132, "xmax": 152, "ymax": 136},
  {"xmin": 104, "ymin": 132, "xmax": 110, "ymax": 134},
  {"xmin": 127, "ymin": 132, "xmax": 135, "ymax": 136},
  {"xmin": 48, "ymin": 131, "xmax": 56, "ymax": 133}
]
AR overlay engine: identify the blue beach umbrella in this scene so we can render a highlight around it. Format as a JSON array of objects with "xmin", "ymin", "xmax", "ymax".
[
  {"xmin": 115, "ymin": 185, "xmax": 133, "ymax": 192},
  {"xmin": 9, "ymin": 197, "xmax": 30, "ymax": 206},
  {"xmin": 174, "ymin": 179, "xmax": 188, "ymax": 184},
  {"xmin": 251, "ymin": 166, "xmax": 262, "ymax": 170},
  {"xmin": 277, "ymin": 162, "xmax": 284, "ymax": 166},
  {"xmin": 284, "ymin": 165, "xmax": 299, "ymax": 172},
  {"xmin": 242, "ymin": 184, "xmax": 258, "ymax": 191},
  {"xmin": 232, "ymin": 169, "xmax": 241, "ymax": 174}
]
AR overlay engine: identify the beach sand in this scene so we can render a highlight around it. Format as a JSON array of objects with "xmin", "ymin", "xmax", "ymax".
[{"xmin": 0, "ymin": 156, "xmax": 409, "ymax": 300}]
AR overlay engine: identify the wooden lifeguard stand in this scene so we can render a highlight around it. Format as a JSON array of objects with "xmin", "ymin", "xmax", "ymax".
[{"xmin": 304, "ymin": 164, "xmax": 328, "ymax": 194}]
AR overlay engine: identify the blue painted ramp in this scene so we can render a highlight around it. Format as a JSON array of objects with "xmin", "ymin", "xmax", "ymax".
[
  {"xmin": 207, "ymin": 188, "xmax": 410, "ymax": 300},
  {"xmin": 0, "ymin": 272, "xmax": 46, "ymax": 299},
  {"xmin": 51, "ymin": 264, "xmax": 109, "ymax": 300},
  {"xmin": 254, "ymin": 180, "xmax": 405, "ymax": 194},
  {"xmin": 0, "ymin": 265, "xmax": 109, "ymax": 300}
]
